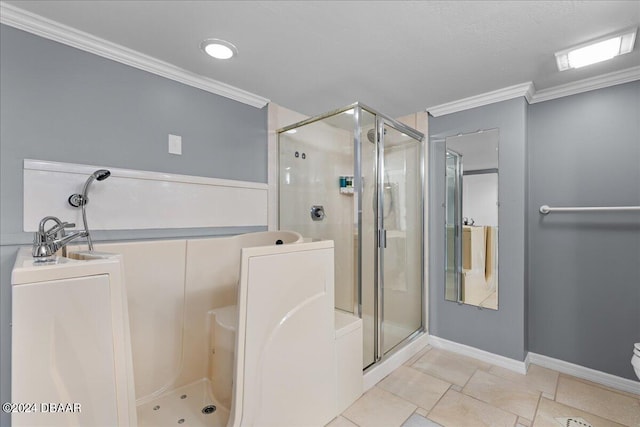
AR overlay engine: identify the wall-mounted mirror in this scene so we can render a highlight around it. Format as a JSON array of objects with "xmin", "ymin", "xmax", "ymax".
[{"xmin": 445, "ymin": 129, "xmax": 499, "ymax": 309}]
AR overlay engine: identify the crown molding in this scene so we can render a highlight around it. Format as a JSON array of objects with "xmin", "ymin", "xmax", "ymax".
[
  {"xmin": 0, "ymin": 2, "xmax": 270, "ymax": 109},
  {"xmin": 427, "ymin": 66, "xmax": 640, "ymax": 116},
  {"xmin": 3, "ymin": 3, "xmax": 638, "ymax": 115},
  {"xmin": 530, "ymin": 66, "xmax": 640, "ymax": 103},
  {"xmin": 427, "ymin": 82, "xmax": 535, "ymax": 117}
]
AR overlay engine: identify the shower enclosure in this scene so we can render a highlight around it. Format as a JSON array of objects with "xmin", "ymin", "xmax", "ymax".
[{"xmin": 278, "ymin": 103, "xmax": 424, "ymax": 369}]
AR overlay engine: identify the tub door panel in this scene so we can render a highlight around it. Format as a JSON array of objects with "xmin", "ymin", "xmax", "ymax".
[{"xmin": 235, "ymin": 243, "xmax": 336, "ymax": 427}]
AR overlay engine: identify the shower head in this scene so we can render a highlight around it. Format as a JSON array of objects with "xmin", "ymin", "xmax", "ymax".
[
  {"xmin": 93, "ymin": 169, "xmax": 111, "ymax": 181},
  {"xmin": 81, "ymin": 169, "xmax": 111, "ymax": 199},
  {"xmin": 366, "ymin": 128, "xmax": 386, "ymax": 143},
  {"xmin": 68, "ymin": 169, "xmax": 111, "ymax": 207},
  {"xmin": 367, "ymin": 129, "xmax": 376, "ymax": 143},
  {"xmin": 68, "ymin": 168, "xmax": 111, "ymax": 252}
]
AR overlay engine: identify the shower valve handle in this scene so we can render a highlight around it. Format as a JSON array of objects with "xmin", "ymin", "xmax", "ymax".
[{"xmin": 310, "ymin": 205, "xmax": 325, "ymax": 221}]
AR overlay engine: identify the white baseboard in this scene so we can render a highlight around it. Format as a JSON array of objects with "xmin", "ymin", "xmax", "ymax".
[
  {"xmin": 425, "ymin": 336, "xmax": 640, "ymax": 395},
  {"xmin": 363, "ymin": 333, "xmax": 430, "ymax": 391},
  {"xmin": 528, "ymin": 352, "xmax": 640, "ymax": 395},
  {"xmin": 428, "ymin": 336, "xmax": 528, "ymax": 374}
]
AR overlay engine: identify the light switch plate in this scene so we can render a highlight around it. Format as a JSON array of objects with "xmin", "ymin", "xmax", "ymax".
[{"xmin": 168, "ymin": 134, "xmax": 182, "ymax": 155}]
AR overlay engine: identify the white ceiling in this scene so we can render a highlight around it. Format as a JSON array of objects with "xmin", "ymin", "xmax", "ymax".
[
  {"xmin": 446, "ymin": 129, "xmax": 499, "ymax": 171},
  {"xmin": 4, "ymin": 1, "xmax": 640, "ymax": 118}
]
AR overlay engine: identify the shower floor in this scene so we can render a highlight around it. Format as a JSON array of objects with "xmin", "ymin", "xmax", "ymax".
[{"xmin": 137, "ymin": 378, "xmax": 229, "ymax": 427}]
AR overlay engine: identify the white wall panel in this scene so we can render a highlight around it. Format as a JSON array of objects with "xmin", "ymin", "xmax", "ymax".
[{"xmin": 23, "ymin": 159, "xmax": 268, "ymax": 232}]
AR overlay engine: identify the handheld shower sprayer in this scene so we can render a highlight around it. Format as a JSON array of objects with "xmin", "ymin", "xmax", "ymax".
[{"xmin": 68, "ymin": 169, "xmax": 111, "ymax": 251}]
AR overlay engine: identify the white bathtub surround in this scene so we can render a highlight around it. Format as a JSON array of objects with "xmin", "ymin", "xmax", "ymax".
[
  {"xmin": 209, "ymin": 305, "xmax": 238, "ymax": 410},
  {"xmin": 335, "ymin": 310, "xmax": 364, "ymax": 414},
  {"xmin": 11, "ymin": 249, "xmax": 137, "ymax": 427},
  {"xmin": 23, "ymin": 159, "xmax": 268, "ymax": 231},
  {"xmin": 70, "ymin": 231, "xmax": 305, "ymax": 408},
  {"xmin": 81, "ymin": 240, "xmax": 188, "ymax": 403},
  {"xmin": 60, "ymin": 231, "xmax": 363, "ymax": 426}
]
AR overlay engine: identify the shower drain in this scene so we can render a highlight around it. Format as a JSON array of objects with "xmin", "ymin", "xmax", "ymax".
[{"xmin": 202, "ymin": 405, "xmax": 217, "ymax": 414}]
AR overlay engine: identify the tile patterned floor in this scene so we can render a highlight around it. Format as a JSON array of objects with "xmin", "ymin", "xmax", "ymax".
[{"xmin": 328, "ymin": 346, "xmax": 640, "ymax": 427}]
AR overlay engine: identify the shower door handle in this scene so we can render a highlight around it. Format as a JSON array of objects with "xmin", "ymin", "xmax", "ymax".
[{"xmin": 378, "ymin": 229, "xmax": 387, "ymax": 248}]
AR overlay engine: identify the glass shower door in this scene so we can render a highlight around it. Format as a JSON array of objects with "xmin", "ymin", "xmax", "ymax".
[
  {"xmin": 379, "ymin": 122, "xmax": 423, "ymax": 354},
  {"xmin": 445, "ymin": 149, "xmax": 463, "ymax": 303},
  {"xmin": 359, "ymin": 109, "xmax": 378, "ymax": 369}
]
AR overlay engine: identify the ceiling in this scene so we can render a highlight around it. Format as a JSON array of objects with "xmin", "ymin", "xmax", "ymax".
[
  {"xmin": 446, "ymin": 129, "xmax": 499, "ymax": 171},
  {"xmin": 4, "ymin": 1, "xmax": 640, "ymax": 118}
]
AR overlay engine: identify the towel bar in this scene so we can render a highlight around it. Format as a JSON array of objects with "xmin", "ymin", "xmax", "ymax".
[{"xmin": 539, "ymin": 205, "xmax": 640, "ymax": 215}]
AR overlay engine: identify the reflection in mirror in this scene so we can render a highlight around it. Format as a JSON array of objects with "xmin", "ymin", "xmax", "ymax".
[{"xmin": 444, "ymin": 129, "xmax": 499, "ymax": 310}]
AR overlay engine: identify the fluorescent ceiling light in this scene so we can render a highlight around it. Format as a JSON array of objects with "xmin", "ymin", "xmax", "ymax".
[
  {"xmin": 285, "ymin": 129, "xmax": 297, "ymax": 134},
  {"xmin": 201, "ymin": 39, "xmax": 237, "ymax": 60},
  {"xmin": 555, "ymin": 28, "xmax": 636, "ymax": 71}
]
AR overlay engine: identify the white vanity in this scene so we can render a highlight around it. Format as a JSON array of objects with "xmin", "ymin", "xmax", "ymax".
[{"xmin": 11, "ymin": 249, "xmax": 137, "ymax": 427}]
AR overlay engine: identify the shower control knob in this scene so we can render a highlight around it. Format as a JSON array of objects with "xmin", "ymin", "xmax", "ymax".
[
  {"xmin": 310, "ymin": 205, "xmax": 325, "ymax": 221},
  {"xmin": 68, "ymin": 194, "xmax": 87, "ymax": 207}
]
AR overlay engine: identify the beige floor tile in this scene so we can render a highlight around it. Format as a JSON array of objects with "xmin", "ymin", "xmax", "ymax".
[
  {"xmin": 411, "ymin": 348, "xmax": 491, "ymax": 387},
  {"xmin": 378, "ymin": 366, "xmax": 451, "ymax": 411},
  {"xmin": 517, "ymin": 416, "xmax": 532, "ymax": 427},
  {"xmin": 404, "ymin": 345, "xmax": 433, "ymax": 367},
  {"xmin": 555, "ymin": 376, "xmax": 640, "ymax": 426},
  {"xmin": 562, "ymin": 374, "xmax": 640, "ymax": 400},
  {"xmin": 342, "ymin": 386, "xmax": 416, "ymax": 427},
  {"xmin": 427, "ymin": 389, "xmax": 517, "ymax": 427},
  {"xmin": 326, "ymin": 416, "xmax": 359, "ymax": 427},
  {"xmin": 403, "ymin": 413, "xmax": 443, "ymax": 427},
  {"xmin": 415, "ymin": 407, "xmax": 429, "ymax": 417},
  {"xmin": 532, "ymin": 397, "xmax": 625, "ymax": 427},
  {"xmin": 462, "ymin": 370, "xmax": 541, "ymax": 420},
  {"xmin": 489, "ymin": 364, "xmax": 559, "ymax": 396}
]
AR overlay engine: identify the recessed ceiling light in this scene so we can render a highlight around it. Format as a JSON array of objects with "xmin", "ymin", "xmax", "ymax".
[
  {"xmin": 201, "ymin": 38, "xmax": 238, "ymax": 60},
  {"xmin": 555, "ymin": 27, "xmax": 636, "ymax": 71},
  {"xmin": 285, "ymin": 129, "xmax": 297, "ymax": 134}
]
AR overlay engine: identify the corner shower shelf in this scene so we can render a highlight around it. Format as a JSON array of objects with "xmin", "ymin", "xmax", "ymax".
[{"xmin": 340, "ymin": 187, "xmax": 355, "ymax": 195}]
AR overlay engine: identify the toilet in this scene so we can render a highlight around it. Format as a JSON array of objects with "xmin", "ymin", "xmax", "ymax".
[{"xmin": 632, "ymin": 343, "xmax": 640, "ymax": 380}]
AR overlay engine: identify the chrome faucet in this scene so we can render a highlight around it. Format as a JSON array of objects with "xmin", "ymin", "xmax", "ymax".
[{"xmin": 32, "ymin": 216, "xmax": 88, "ymax": 260}]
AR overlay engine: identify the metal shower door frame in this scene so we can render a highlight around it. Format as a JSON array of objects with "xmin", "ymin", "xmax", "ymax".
[
  {"xmin": 277, "ymin": 102, "xmax": 426, "ymax": 370},
  {"xmin": 371, "ymin": 115, "xmax": 425, "ymax": 367}
]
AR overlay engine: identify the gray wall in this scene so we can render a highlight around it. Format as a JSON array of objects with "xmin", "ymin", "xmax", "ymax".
[
  {"xmin": 528, "ymin": 81, "xmax": 640, "ymax": 380},
  {"xmin": 1, "ymin": 25, "xmax": 267, "ymax": 425},
  {"xmin": 429, "ymin": 82, "xmax": 640, "ymax": 380},
  {"xmin": 429, "ymin": 98, "xmax": 528, "ymax": 361}
]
